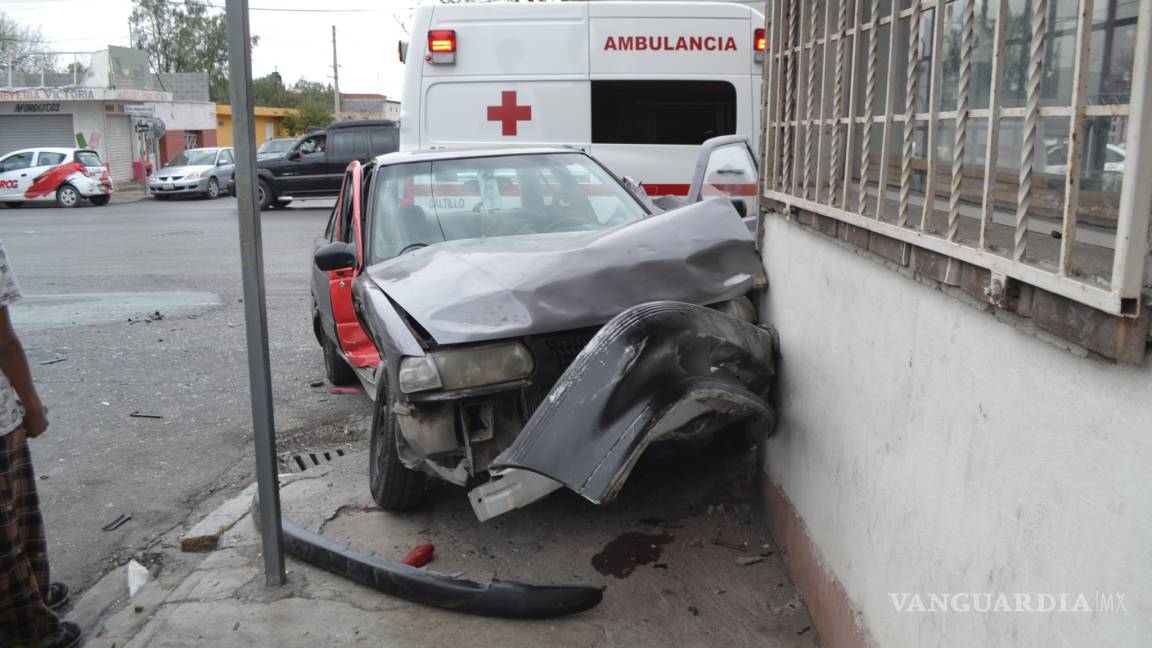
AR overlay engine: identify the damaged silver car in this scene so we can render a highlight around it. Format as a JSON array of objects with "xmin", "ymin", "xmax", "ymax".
[{"xmin": 310, "ymin": 137, "xmax": 777, "ymax": 521}]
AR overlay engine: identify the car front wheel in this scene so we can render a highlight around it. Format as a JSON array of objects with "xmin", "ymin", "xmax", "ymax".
[
  {"xmin": 369, "ymin": 380, "xmax": 427, "ymax": 511},
  {"xmin": 204, "ymin": 177, "xmax": 220, "ymax": 199},
  {"xmin": 257, "ymin": 179, "xmax": 273, "ymax": 210},
  {"xmin": 56, "ymin": 184, "xmax": 80, "ymax": 208}
]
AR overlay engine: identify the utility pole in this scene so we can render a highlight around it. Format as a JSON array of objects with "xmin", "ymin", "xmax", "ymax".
[{"xmin": 332, "ymin": 26, "xmax": 341, "ymax": 121}]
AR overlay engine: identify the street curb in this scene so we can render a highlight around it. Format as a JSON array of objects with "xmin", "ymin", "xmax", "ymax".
[{"xmin": 179, "ymin": 483, "xmax": 259, "ymax": 552}]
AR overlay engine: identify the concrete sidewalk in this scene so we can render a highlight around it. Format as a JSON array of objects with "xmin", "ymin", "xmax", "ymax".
[{"xmin": 75, "ymin": 444, "xmax": 818, "ymax": 647}]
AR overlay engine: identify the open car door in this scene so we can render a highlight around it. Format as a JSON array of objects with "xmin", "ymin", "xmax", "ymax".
[
  {"xmin": 313, "ymin": 161, "xmax": 380, "ymax": 370},
  {"xmin": 686, "ymin": 136, "xmax": 760, "ymax": 232}
]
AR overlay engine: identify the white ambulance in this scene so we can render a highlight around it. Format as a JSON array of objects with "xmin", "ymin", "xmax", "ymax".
[{"xmin": 398, "ymin": 1, "xmax": 765, "ymax": 197}]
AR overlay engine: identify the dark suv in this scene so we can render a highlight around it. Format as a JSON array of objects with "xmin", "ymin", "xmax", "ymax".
[{"xmin": 254, "ymin": 120, "xmax": 398, "ymax": 210}]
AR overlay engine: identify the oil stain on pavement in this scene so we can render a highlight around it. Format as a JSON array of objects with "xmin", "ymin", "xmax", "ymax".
[{"xmin": 591, "ymin": 531, "xmax": 674, "ymax": 578}]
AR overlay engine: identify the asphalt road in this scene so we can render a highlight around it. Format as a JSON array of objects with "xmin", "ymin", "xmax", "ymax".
[{"xmin": 0, "ymin": 195, "xmax": 367, "ymax": 594}]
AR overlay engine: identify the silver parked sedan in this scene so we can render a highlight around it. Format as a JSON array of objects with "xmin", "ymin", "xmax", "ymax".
[{"xmin": 148, "ymin": 147, "xmax": 235, "ymax": 200}]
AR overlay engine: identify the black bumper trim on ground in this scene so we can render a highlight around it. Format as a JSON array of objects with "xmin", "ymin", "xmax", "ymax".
[{"xmin": 250, "ymin": 494, "xmax": 604, "ymax": 618}]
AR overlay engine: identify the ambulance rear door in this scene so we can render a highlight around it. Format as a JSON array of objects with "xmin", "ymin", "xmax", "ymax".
[
  {"xmin": 587, "ymin": 2, "xmax": 757, "ymax": 197},
  {"xmin": 417, "ymin": 3, "xmax": 591, "ymax": 152}
]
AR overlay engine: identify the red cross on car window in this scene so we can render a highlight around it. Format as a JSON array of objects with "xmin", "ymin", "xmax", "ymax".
[{"xmin": 487, "ymin": 91, "xmax": 532, "ymax": 136}]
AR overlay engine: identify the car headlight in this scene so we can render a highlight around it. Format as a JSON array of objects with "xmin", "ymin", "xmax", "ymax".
[
  {"xmin": 185, "ymin": 170, "xmax": 204, "ymax": 179},
  {"xmin": 397, "ymin": 342, "xmax": 534, "ymax": 394}
]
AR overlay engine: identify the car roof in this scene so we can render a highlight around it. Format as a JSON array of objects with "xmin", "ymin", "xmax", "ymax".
[
  {"xmin": 182, "ymin": 147, "xmax": 229, "ymax": 152},
  {"xmin": 326, "ymin": 119, "xmax": 397, "ymax": 130},
  {"xmin": 373, "ymin": 146, "xmax": 585, "ymax": 166},
  {"xmin": 2, "ymin": 147, "xmax": 90, "ymax": 156}
]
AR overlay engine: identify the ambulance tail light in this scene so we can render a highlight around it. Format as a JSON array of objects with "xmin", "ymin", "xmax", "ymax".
[
  {"xmin": 754, "ymin": 28, "xmax": 766, "ymax": 62},
  {"xmin": 427, "ymin": 29, "xmax": 456, "ymax": 64}
]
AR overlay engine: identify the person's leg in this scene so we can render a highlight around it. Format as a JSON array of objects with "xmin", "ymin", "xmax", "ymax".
[{"xmin": 0, "ymin": 430, "xmax": 58, "ymax": 645}]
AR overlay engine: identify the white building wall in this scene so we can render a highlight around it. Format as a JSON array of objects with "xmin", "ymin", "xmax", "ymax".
[
  {"xmin": 759, "ymin": 216, "xmax": 1152, "ymax": 647},
  {"xmin": 142, "ymin": 101, "xmax": 215, "ymax": 131}
]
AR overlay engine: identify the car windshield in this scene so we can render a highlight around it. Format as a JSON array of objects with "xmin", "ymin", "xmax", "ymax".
[
  {"xmin": 258, "ymin": 139, "xmax": 294, "ymax": 155},
  {"xmin": 168, "ymin": 150, "xmax": 217, "ymax": 167},
  {"xmin": 75, "ymin": 151, "xmax": 102, "ymax": 167},
  {"xmin": 369, "ymin": 153, "xmax": 648, "ymax": 263}
]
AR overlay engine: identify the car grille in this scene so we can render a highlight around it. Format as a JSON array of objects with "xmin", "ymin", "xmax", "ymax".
[
  {"xmin": 521, "ymin": 329, "xmax": 598, "ymax": 418},
  {"xmin": 158, "ymin": 175, "xmax": 184, "ymax": 181}
]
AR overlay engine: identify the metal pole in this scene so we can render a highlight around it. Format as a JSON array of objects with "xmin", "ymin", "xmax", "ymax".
[
  {"xmin": 225, "ymin": 0, "xmax": 286, "ymax": 586},
  {"xmin": 332, "ymin": 26, "xmax": 341, "ymax": 120}
]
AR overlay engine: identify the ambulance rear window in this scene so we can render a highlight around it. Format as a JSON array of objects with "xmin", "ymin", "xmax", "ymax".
[{"xmin": 592, "ymin": 81, "xmax": 736, "ymax": 146}]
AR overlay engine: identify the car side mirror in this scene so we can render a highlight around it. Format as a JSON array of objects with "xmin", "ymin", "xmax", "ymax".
[
  {"xmin": 315, "ymin": 241, "xmax": 357, "ymax": 271},
  {"xmin": 287, "ymin": 150, "xmax": 301, "ymax": 161}
]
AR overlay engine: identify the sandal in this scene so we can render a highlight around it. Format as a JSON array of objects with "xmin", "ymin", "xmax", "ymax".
[{"xmin": 45, "ymin": 583, "xmax": 70, "ymax": 612}]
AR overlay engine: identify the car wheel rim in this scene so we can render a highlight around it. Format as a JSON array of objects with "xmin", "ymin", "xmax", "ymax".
[
  {"xmin": 208, "ymin": 181, "xmax": 218, "ymax": 198},
  {"xmin": 257, "ymin": 185, "xmax": 265, "ymax": 203},
  {"xmin": 61, "ymin": 188, "xmax": 77, "ymax": 206}
]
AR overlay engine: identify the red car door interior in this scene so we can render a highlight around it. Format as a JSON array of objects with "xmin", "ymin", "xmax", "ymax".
[{"xmin": 329, "ymin": 161, "xmax": 380, "ymax": 368}]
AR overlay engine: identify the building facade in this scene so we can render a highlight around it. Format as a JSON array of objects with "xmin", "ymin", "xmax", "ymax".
[{"xmin": 215, "ymin": 105, "xmax": 297, "ymax": 147}]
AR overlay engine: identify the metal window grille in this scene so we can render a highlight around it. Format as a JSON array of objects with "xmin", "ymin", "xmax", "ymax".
[{"xmin": 762, "ymin": 0, "xmax": 1151, "ymax": 316}]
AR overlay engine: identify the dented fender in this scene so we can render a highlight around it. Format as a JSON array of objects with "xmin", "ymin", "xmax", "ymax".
[{"xmin": 485, "ymin": 301, "xmax": 777, "ymax": 511}]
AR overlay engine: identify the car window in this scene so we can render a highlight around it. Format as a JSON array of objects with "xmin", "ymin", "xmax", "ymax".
[
  {"xmin": 297, "ymin": 135, "xmax": 326, "ymax": 157},
  {"xmin": 369, "ymin": 153, "xmax": 648, "ymax": 263},
  {"xmin": 36, "ymin": 152, "xmax": 66, "ymax": 166},
  {"xmin": 337, "ymin": 172, "xmax": 356, "ymax": 244},
  {"xmin": 218, "ymin": 149, "xmax": 234, "ymax": 165},
  {"xmin": 75, "ymin": 151, "xmax": 103, "ymax": 167},
  {"xmin": 258, "ymin": 139, "xmax": 295, "ymax": 155},
  {"xmin": 368, "ymin": 129, "xmax": 397, "ymax": 156},
  {"xmin": 168, "ymin": 150, "xmax": 217, "ymax": 166},
  {"xmin": 331, "ymin": 131, "xmax": 368, "ymax": 161},
  {"xmin": 0, "ymin": 152, "xmax": 34, "ymax": 172}
]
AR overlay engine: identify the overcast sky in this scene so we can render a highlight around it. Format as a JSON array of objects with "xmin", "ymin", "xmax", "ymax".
[{"xmin": 3, "ymin": 0, "xmax": 416, "ymax": 99}]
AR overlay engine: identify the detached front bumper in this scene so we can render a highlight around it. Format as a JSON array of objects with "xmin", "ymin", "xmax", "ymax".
[
  {"xmin": 469, "ymin": 301, "xmax": 778, "ymax": 520},
  {"xmin": 148, "ymin": 177, "xmax": 209, "ymax": 195}
]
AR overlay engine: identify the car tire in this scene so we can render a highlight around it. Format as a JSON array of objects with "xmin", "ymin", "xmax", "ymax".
[
  {"xmin": 204, "ymin": 177, "xmax": 220, "ymax": 199},
  {"xmin": 2, "ymin": 202, "xmax": 23, "ymax": 208},
  {"xmin": 323, "ymin": 335, "xmax": 359, "ymax": 387},
  {"xmin": 89, "ymin": 194, "xmax": 111, "ymax": 207},
  {"xmin": 257, "ymin": 179, "xmax": 273, "ymax": 211},
  {"xmin": 55, "ymin": 184, "xmax": 80, "ymax": 208},
  {"xmin": 274, "ymin": 199, "xmax": 293, "ymax": 209},
  {"xmin": 369, "ymin": 380, "xmax": 427, "ymax": 511}
]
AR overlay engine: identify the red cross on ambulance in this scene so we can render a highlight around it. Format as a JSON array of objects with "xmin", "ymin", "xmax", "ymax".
[{"xmin": 487, "ymin": 91, "xmax": 532, "ymax": 136}]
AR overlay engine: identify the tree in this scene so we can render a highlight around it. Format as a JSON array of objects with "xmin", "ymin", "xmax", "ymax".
[
  {"xmin": 282, "ymin": 102, "xmax": 332, "ymax": 135},
  {"xmin": 129, "ymin": 0, "xmax": 258, "ymax": 102},
  {"xmin": 252, "ymin": 72, "xmax": 294, "ymax": 108},
  {"xmin": 0, "ymin": 12, "xmax": 49, "ymax": 73}
]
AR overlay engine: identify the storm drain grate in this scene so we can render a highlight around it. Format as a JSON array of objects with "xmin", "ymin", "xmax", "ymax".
[{"xmin": 279, "ymin": 448, "xmax": 347, "ymax": 473}]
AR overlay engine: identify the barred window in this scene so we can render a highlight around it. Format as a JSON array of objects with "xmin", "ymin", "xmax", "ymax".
[{"xmin": 762, "ymin": 0, "xmax": 1150, "ymax": 318}]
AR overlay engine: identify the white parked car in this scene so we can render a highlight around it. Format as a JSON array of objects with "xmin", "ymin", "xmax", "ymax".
[
  {"xmin": 0, "ymin": 147, "xmax": 114, "ymax": 208},
  {"xmin": 148, "ymin": 147, "xmax": 236, "ymax": 200}
]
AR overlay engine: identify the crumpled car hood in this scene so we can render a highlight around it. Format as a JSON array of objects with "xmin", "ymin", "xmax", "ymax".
[{"xmin": 363, "ymin": 198, "xmax": 761, "ymax": 345}]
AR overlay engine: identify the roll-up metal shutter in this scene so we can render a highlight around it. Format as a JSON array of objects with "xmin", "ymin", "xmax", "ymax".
[
  {"xmin": 0, "ymin": 114, "xmax": 75, "ymax": 157},
  {"xmin": 104, "ymin": 113, "xmax": 134, "ymax": 183}
]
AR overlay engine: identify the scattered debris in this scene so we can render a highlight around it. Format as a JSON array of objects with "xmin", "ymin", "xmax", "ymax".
[
  {"xmin": 232, "ymin": 622, "xmax": 240, "ymax": 632},
  {"xmin": 687, "ymin": 539, "xmax": 704, "ymax": 548},
  {"xmin": 102, "ymin": 513, "xmax": 131, "ymax": 532},
  {"xmin": 591, "ymin": 532, "xmax": 674, "ymax": 578},
  {"xmin": 687, "ymin": 606, "xmax": 699, "ymax": 616},
  {"xmin": 134, "ymin": 605, "xmax": 144, "ymax": 613},
  {"xmin": 127, "ymin": 559, "xmax": 150, "ymax": 596},
  {"xmin": 329, "ymin": 386, "xmax": 363, "ymax": 395},
  {"xmin": 653, "ymin": 562, "xmax": 669, "ymax": 570},
  {"xmin": 710, "ymin": 537, "xmax": 748, "ymax": 552},
  {"xmin": 128, "ymin": 411, "xmax": 164, "ymax": 419},
  {"xmin": 309, "ymin": 381, "xmax": 325, "ymax": 388},
  {"xmin": 39, "ymin": 357, "xmax": 67, "ymax": 365},
  {"xmin": 1050, "ymin": 230, "xmax": 1063, "ymax": 240},
  {"xmin": 128, "ymin": 311, "xmax": 165, "ymax": 325},
  {"xmin": 39, "ymin": 475, "xmax": 48, "ymax": 481},
  {"xmin": 710, "ymin": 586, "xmax": 726, "ymax": 595},
  {"xmin": 400, "ymin": 544, "xmax": 435, "ymax": 567},
  {"xmin": 735, "ymin": 556, "xmax": 764, "ymax": 567},
  {"xmin": 797, "ymin": 626, "xmax": 812, "ymax": 636}
]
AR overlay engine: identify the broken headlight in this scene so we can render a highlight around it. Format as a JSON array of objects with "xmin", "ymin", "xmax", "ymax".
[{"xmin": 398, "ymin": 342, "xmax": 534, "ymax": 394}]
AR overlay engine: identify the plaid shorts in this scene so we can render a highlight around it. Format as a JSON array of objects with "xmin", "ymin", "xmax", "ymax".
[{"xmin": 0, "ymin": 430, "xmax": 57, "ymax": 645}]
